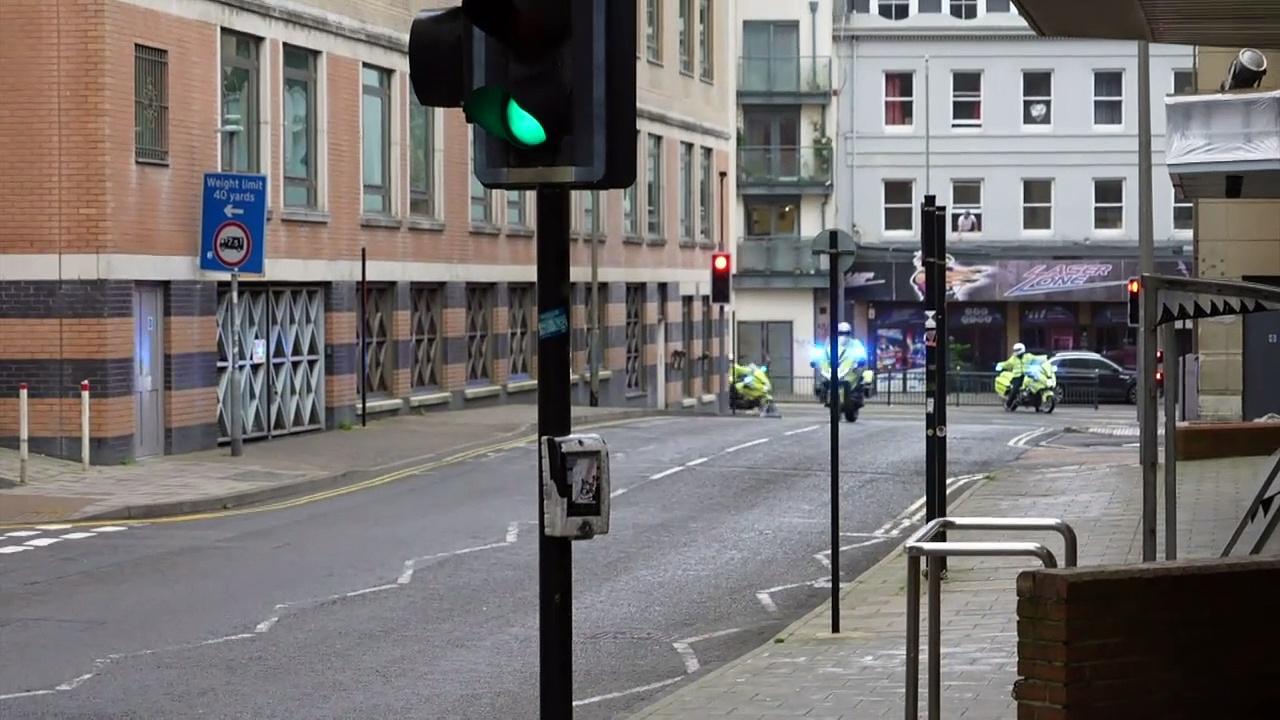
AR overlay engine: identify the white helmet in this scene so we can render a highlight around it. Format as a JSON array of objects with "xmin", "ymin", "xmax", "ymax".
[
  {"xmin": 1012, "ymin": 342, "xmax": 1027, "ymax": 355},
  {"xmin": 837, "ymin": 322, "xmax": 853, "ymax": 335}
]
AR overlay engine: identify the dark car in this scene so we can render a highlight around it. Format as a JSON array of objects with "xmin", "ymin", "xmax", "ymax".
[{"xmin": 1049, "ymin": 352, "xmax": 1137, "ymax": 404}]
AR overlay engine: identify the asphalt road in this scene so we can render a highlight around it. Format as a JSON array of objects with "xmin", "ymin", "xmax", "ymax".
[{"xmin": 0, "ymin": 404, "xmax": 1132, "ymax": 719}]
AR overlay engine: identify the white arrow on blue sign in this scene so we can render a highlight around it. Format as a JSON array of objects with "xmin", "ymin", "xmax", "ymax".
[{"xmin": 200, "ymin": 172, "xmax": 267, "ymax": 274}]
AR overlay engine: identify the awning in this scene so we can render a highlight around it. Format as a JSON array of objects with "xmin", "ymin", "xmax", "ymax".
[
  {"xmin": 1167, "ymin": 90, "xmax": 1280, "ymax": 199},
  {"xmin": 1013, "ymin": 0, "xmax": 1280, "ymax": 48}
]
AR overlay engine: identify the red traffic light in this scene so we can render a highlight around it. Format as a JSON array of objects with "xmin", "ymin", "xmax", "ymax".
[
  {"xmin": 1156, "ymin": 349, "xmax": 1164, "ymax": 363},
  {"xmin": 713, "ymin": 254, "xmax": 730, "ymax": 272},
  {"xmin": 1127, "ymin": 278, "xmax": 1141, "ymax": 294}
]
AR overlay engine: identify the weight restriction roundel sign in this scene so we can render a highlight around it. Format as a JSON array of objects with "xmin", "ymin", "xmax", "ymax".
[{"xmin": 212, "ymin": 221, "xmax": 253, "ymax": 269}]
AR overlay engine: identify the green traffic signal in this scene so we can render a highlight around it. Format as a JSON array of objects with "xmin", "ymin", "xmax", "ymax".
[{"xmin": 465, "ymin": 86, "xmax": 548, "ymax": 148}]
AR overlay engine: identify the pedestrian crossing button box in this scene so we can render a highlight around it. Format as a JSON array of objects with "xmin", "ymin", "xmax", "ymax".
[{"xmin": 542, "ymin": 434, "xmax": 611, "ymax": 540}]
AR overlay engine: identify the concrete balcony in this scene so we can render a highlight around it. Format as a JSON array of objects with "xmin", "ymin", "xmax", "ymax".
[
  {"xmin": 738, "ymin": 55, "xmax": 832, "ymax": 105},
  {"xmin": 735, "ymin": 235, "xmax": 829, "ymax": 289},
  {"xmin": 737, "ymin": 146, "xmax": 833, "ymax": 196}
]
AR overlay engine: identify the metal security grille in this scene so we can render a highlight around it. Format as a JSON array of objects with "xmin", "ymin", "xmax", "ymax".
[
  {"xmin": 625, "ymin": 285, "xmax": 645, "ymax": 392},
  {"xmin": 217, "ymin": 286, "xmax": 324, "ymax": 442},
  {"xmin": 508, "ymin": 285, "xmax": 533, "ymax": 378},
  {"xmin": 702, "ymin": 297, "xmax": 714, "ymax": 391},
  {"xmin": 411, "ymin": 286, "xmax": 442, "ymax": 388},
  {"xmin": 363, "ymin": 286, "xmax": 393, "ymax": 395},
  {"xmin": 467, "ymin": 286, "xmax": 493, "ymax": 383},
  {"xmin": 134, "ymin": 45, "xmax": 169, "ymax": 163},
  {"xmin": 682, "ymin": 297, "xmax": 694, "ymax": 397}
]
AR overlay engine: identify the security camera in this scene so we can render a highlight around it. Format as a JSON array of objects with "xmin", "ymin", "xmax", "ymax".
[{"xmin": 1221, "ymin": 48, "xmax": 1267, "ymax": 91}]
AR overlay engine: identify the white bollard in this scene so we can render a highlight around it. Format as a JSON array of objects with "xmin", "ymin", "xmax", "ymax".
[
  {"xmin": 18, "ymin": 383, "xmax": 29, "ymax": 484},
  {"xmin": 80, "ymin": 379, "xmax": 90, "ymax": 470}
]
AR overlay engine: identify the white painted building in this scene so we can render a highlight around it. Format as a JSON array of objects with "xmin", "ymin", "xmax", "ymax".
[{"xmin": 834, "ymin": 0, "xmax": 1194, "ymax": 372}]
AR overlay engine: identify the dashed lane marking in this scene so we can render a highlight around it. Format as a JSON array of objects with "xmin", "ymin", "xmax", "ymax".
[{"xmin": 0, "ymin": 525, "xmax": 133, "ymax": 560}]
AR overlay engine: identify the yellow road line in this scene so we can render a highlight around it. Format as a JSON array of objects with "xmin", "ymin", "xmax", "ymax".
[{"xmin": 0, "ymin": 416, "xmax": 662, "ymax": 530}]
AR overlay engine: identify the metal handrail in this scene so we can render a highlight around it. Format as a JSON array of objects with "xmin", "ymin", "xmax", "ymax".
[{"xmin": 904, "ymin": 516, "xmax": 1078, "ymax": 720}]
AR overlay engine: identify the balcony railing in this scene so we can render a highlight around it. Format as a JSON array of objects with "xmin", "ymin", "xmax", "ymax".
[
  {"xmin": 737, "ymin": 145, "xmax": 833, "ymax": 188},
  {"xmin": 738, "ymin": 55, "xmax": 832, "ymax": 97},
  {"xmin": 736, "ymin": 235, "xmax": 823, "ymax": 276}
]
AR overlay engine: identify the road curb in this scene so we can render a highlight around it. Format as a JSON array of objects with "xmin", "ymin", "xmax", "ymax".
[{"xmin": 65, "ymin": 408, "xmax": 665, "ymax": 523}]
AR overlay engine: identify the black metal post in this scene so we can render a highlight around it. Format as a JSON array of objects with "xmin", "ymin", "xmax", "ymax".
[
  {"xmin": 827, "ymin": 228, "xmax": 841, "ymax": 634},
  {"xmin": 922, "ymin": 197, "xmax": 949, "ymax": 574},
  {"xmin": 537, "ymin": 187, "xmax": 574, "ymax": 717},
  {"xmin": 360, "ymin": 246, "xmax": 367, "ymax": 428},
  {"xmin": 932, "ymin": 206, "xmax": 949, "ymax": 549}
]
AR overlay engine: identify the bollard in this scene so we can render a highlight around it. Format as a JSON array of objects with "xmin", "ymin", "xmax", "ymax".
[
  {"xmin": 81, "ymin": 379, "xmax": 90, "ymax": 470},
  {"xmin": 18, "ymin": 383, "xmax": 29, "ymax": 484}
]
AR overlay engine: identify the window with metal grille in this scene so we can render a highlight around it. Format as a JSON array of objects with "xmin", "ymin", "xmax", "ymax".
[
  {"xmin": 702, "ymin": 297, "xmax": 714, "ymax": 391},
  {"xmin": 410, "ymin": 99, "xmax": 436, "ymax": 218},
  {"xmin": 411, "ymin": 286, "xmax": 442, "ymax": 388},
  {"xmin": 362, "ymin": 65, "xmax": 392, "ymax": 214},
  {"xmin": 585, "ymin": 284, "xmax": 605, "ymax": 374},
  {"xmin": 283, "ymin": 45, "xmax": 317, "ymax": 208},
  {"xmin": 625, "ymin": 285, "xmax": 646, "ymax": 392},
  {"xmin": 466, "ymin": 286, "xmax": 493, "ymax": 383},
  {"xmin": 682, "ymin": 297, "xmax": 694, "ymax": 398},
  {"xmin": 134, "ymin": 45, "xmax": 169, "ymax": 164},
  {"xmin": 508, "ymin": 285, "xmax": 534, "ymax": 378},
  {"xmin": 221, "ymin": 31, "xmax": 260, "ymax": 173},
  {"xmin": 362, "ymin": 286, "xmax": 394, "ymax": 395}
]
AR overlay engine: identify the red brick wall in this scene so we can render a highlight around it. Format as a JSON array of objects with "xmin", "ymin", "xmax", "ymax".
[{"xmin": 1015, "ymin": 558, "xmax": 1280, "ymax": 719}]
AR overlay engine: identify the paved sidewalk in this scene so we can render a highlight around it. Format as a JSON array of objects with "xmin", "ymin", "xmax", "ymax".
[
  {"xmin": 0, "ymin": 405, "xmax": 650, "ymax": 524},
  {"xmin": 628, "ymin": 442, "xmax": 1277, "ymax": 719}
]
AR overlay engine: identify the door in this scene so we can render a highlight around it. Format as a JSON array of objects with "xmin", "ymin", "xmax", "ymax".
[
  {"xmin": 741, "ymin": 21, "xmax": 800, "ymax": 92},
  {"xmin": 737, "ymin": 321, "xmax": 794, "ymax": 394},
  {"xmin": 742, "ymin": 109, "xmax": 800, "ymax": 180},
  {"xmin": 134, "ymin": 286, "xmax": 165, "ymax": 457}
]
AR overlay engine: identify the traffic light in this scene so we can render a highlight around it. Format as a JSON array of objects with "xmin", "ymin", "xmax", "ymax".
[
  {"xmin": 1155, "ymin": 349, "xmax": 1165, "ymax": 390},
  {"xmin": 408, "ymin": 0, "xmax": 636, "ymax": 190},
  {"xmin": 711, "ymin": 253, "xmax": 731, "ymax": 304},
  {"xmin": 1127, "ymin": 277, "xmax": 1141, "ymax": 327}
]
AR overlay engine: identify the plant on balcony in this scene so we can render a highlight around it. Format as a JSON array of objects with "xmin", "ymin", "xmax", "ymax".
[{"xmin": 811, "ymin": 119, "xmax": 833, "ymax": 180}]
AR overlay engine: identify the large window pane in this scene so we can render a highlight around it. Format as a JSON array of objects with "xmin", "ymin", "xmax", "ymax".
[
  {"xmin": 1094, "ymin": 70, "xmax": 1123, "ymax": 126},
  {"xmin": 362, "ymin": 65, "xmax": 390, "ymax": 214},
  {"xmin": 283, "ymin": 45, "xmax": 316, "ymax": 208},
  {"xmin": 647, "ymin": 134, "xmax": 663, "ymax": 237},
  {"xmin": 410, "ymin": 99, "xmax": 434, "ymax": 217},
  {"xmin": 220, "ymin": 31, "xmax": 259, "ymax": 173}
]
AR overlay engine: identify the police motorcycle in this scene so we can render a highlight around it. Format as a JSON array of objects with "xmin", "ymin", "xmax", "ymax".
[
  {"xmin": 730, "ymin": 361, "xmax": 780, "ymax": 417},
  {"xmin": 994, "ymin": 352, "xmax": 1058, "ymax": 413},
  {"xmin": 811, "ymin": 323, "xmax": 871, "ymax": 423}
]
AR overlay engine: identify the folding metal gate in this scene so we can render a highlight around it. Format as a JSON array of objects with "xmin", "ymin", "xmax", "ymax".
[{"xmin": 217, "ymin": 286, "xmax": 325, "ymax": 442}]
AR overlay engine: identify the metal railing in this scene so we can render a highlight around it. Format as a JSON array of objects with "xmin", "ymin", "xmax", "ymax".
[
  {"xmin": 904, "ymin": 517, "xmax": 1079, "ymax": 720},
  {"xmin": 738, "ymin": 55, "xmax": 833, "ymax": 95},
  {"xmin": 737, "ymin": 146, "xmax": 833, "ymax": 187},
  {"xmin": 770, "ymin": 370, "xmax": 1102, "ymax": 408},
  {"xmin": 735, "ymin": 235, "xmax": 824, "ymax": 275}
]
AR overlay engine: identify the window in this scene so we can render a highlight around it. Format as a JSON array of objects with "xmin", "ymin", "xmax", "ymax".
[
  {"xmin": 951, "ymin": 71, "xmax": 982, "ymax": 128},
  {"xmin": 951, "ymin": 180, "xmax": 983, "ymax": 233},
  {"xmin": 698, "ymin": 0, "xmax": 713, "ymax": 81},
  {"xmin": 283, "ymin": 45, "xmax": 318, "ymax": 208},
  {"xmin": 583, "ymin": 191, "xmax": 602, "ymax": 236},
  {"xmin": 361, "ymin": 64, "xmax": 392, "ymax": 214},
  {"xmin": 1022, "ymin": 71, "xmax": 1052, "ymax": 127},
  {"xmin": 699, "ymin": 147, "xmax": 715, "ymax": 243},
  {"xmin": 647, "ymin": 134, "xmax": 664, "ymax": 238},
  {"xmin": 1093, "ymin": 179, "xmax": 1125, "ymax": 231},
  {"xmin": 884, "ymin": 72, "xmax": 914, "ymax": 128},
  {"xmin": 625, "ymin": 284, "xmax": 646, "ymax": 392},
  {"xmin": 466, "ymin": 286, "xmax": 493, "ymax": 383},
  {"xmin": 507, "ymin": 191, "xmax": 528, "ymax": 228},
  {"xmin": 471, "ymin": 169, "xmax": 492, "ymax": 224},
  {"xmin": 646, "ymin": 0, "xmax": 661, "ymax": 62},
  {"xmin": 1094, "ymin": 70, "xmax": 1123, "ymax": 127},
  {"xmin": 679, "ymin": 142, "xmax": 694, "ymax": 240},
  {"xmin": 508, "ymin": 285, "xmax": 534, "ymax": 378},
  {"xmin": 950, "ymin": 0, "xmax": 978, "ymax": 19},
  {"xmin": 1173, "ymin": 69, "xmax": 1195, "ymax": 95},
  {"xmin": 134, "ymin": 45, "xmax": 169, "ymax": 163},
  {"xmin": 884, "ymin": 180, "xmax": 914, "ymax": 233},
  {"xmin": 879, "ymin": 0, "xmax": 910, "ymax": 20},
  {"xmin": 1022, "ymin": 179, "xmax": 1053, "ymax": 231},
  {"xmin": 411, "ymin": 286, "xmax": 442, "ymax": 389},
  {"xmin": 409, "ymin": 99, "xmax": 435, "ymax": 218},
  {"xmin": 220, "ymin": 31, "xmax": 260, "ymax": 173},
  {"xmin": 624, "ymin": 182, "xmax": 639, "ymax": 236},
  {"xmin": 742, "ymin": 22, "xmax": 800, "ymax": 93},
  {"xmin": 1174, "ymin": 192, "xmax": 1193, "ymax": 232},
  {"xmin": 679, "ymin": 0, "xmax": 693, "ymax": 74}
]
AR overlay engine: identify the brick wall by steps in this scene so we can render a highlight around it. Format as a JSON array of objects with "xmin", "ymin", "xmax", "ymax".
[{"xmin": 1015, "ymin": 557, "xmax": 1280, "ymax": 719}]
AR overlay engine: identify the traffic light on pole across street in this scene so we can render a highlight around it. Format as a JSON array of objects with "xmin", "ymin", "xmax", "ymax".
[
  {"xmin": 711, "ymin": 252, "xmax": 732, "ymax": 304},
  {"xmin": 1127, "ymin": 277, "xmax": 1141, "ymax": 327},
  {"xmin": 409, "ymin": 0, "xmax": 636, "ymax": 190}
]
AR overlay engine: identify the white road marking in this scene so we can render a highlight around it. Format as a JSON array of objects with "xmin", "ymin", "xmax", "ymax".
[
  {"xmin": 609, "ymin": 487, "xmax": 630, "ymax": 498},
  {"xmin": 671, "ymin": 628, "xmax": 742, "ymax": 674},
  {"xmin": 685, "ymin": 457, "xmax": 709, "ymax": 467},
  {"xmin": 397, "ymin": 541, "xmax": 509, "ymax": 585},
  {"xmin": 784, "ymin": 424, "xmax": 822, "ymax": 436},
  {"xmin": 506, "ymin": 522, "xmax": 520, "ymax": 544},
  {"xmin": 572, "ymin": 676, "xmax": 684, "ymax": 707},
  {"xmin": 91, "ymin": 526, "xmax": 129, "ymax": 533},
  {"xmin": 3, "ymin": 530, "xmax": 41, "ymax": 538},
  {"xmin": 345, "ymin": 584, "xmax": 398, "ymax": 598},
  {"xmin": 23, "ymin": 538, "xmax": 61, "ymax": 547},
  {"xmin": 0, "ymin": 546, "xmax": 31, "ymax": 554},
  {"xmin": 724, "ymin": 438, "xmax": 770, "ymax": 453},
  {"xmin": 1008, "ymin": 427, "xmax": 1053, "ymax": 448},
  {"xmin": 60, "ymin": 532, "xmax": 97, "ymax": 540},
  {"xmin": 649, "ymin": 467, "xmax": 684, "ymax": 480},
  {"xmin": 755, "ymin": 592, "xmax": 779, "ymax": 612},
  {"xmin": 0, "ymin": 689, "xmax": 55, "ymax": 701}
]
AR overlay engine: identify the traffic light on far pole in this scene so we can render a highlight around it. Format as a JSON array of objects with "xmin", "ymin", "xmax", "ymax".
[
  {"xmin": 711, "ymin": 253, "xmax": 732, "ymax": 304},
  {"xmin": 1127, "ymin": 277, "xmax": 1141, "ymax": 327},
  {"xmin": 408, "ymin": 0, "xmax": 636, "ymax": 190}
]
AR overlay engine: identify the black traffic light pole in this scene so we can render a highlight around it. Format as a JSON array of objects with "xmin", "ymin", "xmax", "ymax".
[
  {"xmin": 922, "ymin": 196, "xmax": 949, "ymax": 574},
  {"xmin": 826, "ymin": 229, "xmax": 842, "ymax": 634},
  {"xmin": 537, "ymin": 187, "xmax": 574, "ymax": 717}
]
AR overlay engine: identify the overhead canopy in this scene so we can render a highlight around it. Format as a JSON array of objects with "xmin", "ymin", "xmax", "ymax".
[
  {"xmin": 1013, "ymin": 0, "xmax": 1280, "ymax": 48},
  {"xmin": 1166, "ymin": 91, "xmax": 1280, "ymax": 199}
]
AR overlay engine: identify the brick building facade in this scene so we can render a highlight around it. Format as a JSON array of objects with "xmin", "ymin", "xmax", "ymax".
[{"xmin": 0, "ymin": 0, "xmax": 737, "ymax": 463}]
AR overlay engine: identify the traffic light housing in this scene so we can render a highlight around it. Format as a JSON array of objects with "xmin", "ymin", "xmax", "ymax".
[
  {"xmin": 408, "ymin": 0, "xmax": 636, "ymax": 190},
  {"xmin": 1127, "ymin": 277, "xmax": 1141, "ymax": 327},
  {"xmin": 711, "ymin": 253, "xmax": 731, "ymax": 304}
]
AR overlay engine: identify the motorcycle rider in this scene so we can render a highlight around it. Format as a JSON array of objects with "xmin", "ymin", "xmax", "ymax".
[
  {"xmin": 811, "ymin": 322, "xmax": 865, "ymax": 379},
  {"xmin": 1001, "ymin": 342, "xmax": 1031, "ymax": 410}
]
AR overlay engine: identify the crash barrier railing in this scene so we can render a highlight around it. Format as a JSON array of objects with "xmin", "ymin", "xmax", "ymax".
[
  {"xmin": 770, "ymin": 371, "xmax": 1101, "ymax": 408},
  {"xmin": 904, "ymin": 517, "xmax": 1079, "ymax": 720}
]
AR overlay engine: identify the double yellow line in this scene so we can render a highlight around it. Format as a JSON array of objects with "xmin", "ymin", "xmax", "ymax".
[{"xmin": 1, "ymin": 416, "xmax": 655, "ymax": 531}]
